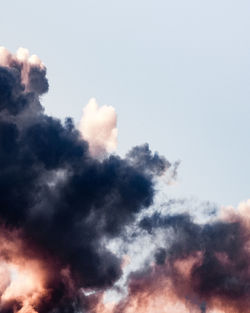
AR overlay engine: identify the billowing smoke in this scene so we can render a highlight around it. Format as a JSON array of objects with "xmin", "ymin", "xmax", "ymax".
[
  {"xmin": 79, "ymin": 98, "xmax": 117, "ymax": 158},
  {"xmin": 106, "ymin": 202, "xmax": 250, "ymax": 313},
  {"xmin": 0, "ymin": 47, "xmax": 170, "ymax": 313},
  {"xmin": 0, "ymin": 47, "xmax": 249, "ymax": 313}
]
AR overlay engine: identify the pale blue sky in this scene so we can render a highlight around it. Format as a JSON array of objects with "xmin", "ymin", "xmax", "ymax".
[{"xmin": 1, "ymin": 0, "xmax": 250, "ymax": 206}]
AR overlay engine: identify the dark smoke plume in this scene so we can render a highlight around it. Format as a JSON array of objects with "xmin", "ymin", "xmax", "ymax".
[
  {"xmin": 0, "ymin": 48, "xmax": 171, "ymax": 313},
  {"xmin": 127, "ymin": 210, "xmax": 250, "ymax": 313},
  {"xmin": 0, "ymin": 47, "xmax": 249, "ymax": 313}
]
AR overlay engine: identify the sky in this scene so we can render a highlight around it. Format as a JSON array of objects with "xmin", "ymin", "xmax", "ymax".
[{"xmin": 0, "ymin": 0, "xmax": 250, "ymax": 207}]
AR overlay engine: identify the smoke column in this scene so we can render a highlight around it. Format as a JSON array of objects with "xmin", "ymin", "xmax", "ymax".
[
  {"xmin": 0, "ymin": 47, "xmax": 249, "ymax": 313},
  {"xmin": 0, "ymin": 47, "xmax": 170, "ymax": 313}
]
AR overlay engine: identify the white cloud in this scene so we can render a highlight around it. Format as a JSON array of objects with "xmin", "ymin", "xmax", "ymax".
[{"xmin": 79, "ymin": 98, "xmax": 118, "ymax": 158}]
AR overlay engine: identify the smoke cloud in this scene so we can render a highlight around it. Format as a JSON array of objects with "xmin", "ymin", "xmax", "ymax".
[
  {"xmin": 0, "ymin": 47, "xmax": 171, "ymax": 313},
  {"xmin": 121, "ymin": 204, "xmax": 250, "ymax": 313},
  {"xmin": 0, "ymin": 46, "xmax": 249, "ymax": 313}
]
